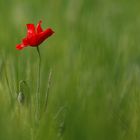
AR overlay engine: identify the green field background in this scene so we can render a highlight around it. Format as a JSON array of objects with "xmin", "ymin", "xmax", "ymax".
[{"xmin": 0, "ymin": 0, "xmax": 140, "ymax": 140}]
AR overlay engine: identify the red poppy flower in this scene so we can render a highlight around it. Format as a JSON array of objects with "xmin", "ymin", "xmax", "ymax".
[{"xmin": 16, "ymin": 20, "xmax": 54, "ymax": 50}]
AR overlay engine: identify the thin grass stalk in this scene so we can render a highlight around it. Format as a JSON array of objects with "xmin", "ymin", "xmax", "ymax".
[
  {"xmin": 44, "ymin": 68, "xmax": 52, "ymax": 112},
  {"xmin": 5, "ymin": 62, "xmax": 13, "ymax": 106}
]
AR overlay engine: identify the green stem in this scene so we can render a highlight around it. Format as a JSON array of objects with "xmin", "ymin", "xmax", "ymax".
[
  {"xmin": 36, "ymin": 46, "xmax": 41, "ymax": 121},
  {"xmin": 44, "ymin": 68, "xmax": 52, "ymax": 112}
]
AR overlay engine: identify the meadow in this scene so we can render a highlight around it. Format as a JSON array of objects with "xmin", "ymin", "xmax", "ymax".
[{"xmin": 0, "ymin": 0, "xmax": 140, "ymax": 140}]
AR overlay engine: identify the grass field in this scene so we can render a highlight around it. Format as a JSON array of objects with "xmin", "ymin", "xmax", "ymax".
[{"xmin": 0, "ymin": 0, "xmax": 140, "ymax": 140}]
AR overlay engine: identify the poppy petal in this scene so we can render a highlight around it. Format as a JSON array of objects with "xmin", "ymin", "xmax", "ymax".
[
  {"xmin": 16, "ymin": 21, "xmax": 54, "ymax": 50},
  {"xmin": 36, "ymin": 20, "xmax": 43, "ymax": 34},
  {"xmin": 16, "ymin": 44, "xmax": 25, "ymax": 50},
  {"xmin": 16, "ymin": 38, "xmax": 28, "ymax": 50},
  {"xmin": 38, "ymin": 28, "xmax": 54, "ymax": 44},
  {"xmin": 26, "ymin": 24, "xmax": 36, "ymax": 38},
  {"xmin": 22, "ymin": 38, "xmax": 29, "ymax": 45}
]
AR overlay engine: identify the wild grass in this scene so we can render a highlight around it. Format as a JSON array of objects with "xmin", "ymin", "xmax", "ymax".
[{"xmin": 0, "ymin": 0, "xmax": 140, "ymax": 140}]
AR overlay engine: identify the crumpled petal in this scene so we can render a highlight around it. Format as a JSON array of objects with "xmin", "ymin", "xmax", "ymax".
[
  {"xmin": 36, "ymin": 20, "xmax": 43, "ymax": 34},
  {"xmin": 16, "ymin": 44, "xmax": 25, "ymax": 50},
  {"xmin": 22, "ymin": 38, "xmax": 29, "ymax": 45},
  {"xmin": 27, "ymin": 35, "xmax": 38, "ymax": 46},
  {"xmin": 26, "ymin": 24, "xmax": 36, "ymax": 38},
  {"xmin": 16, "ymin": 37, "xmax": 29, "ymax": 50},
  {"xmin": 38, "ymin": 28, "xmax": 54, "ymax": 45}
]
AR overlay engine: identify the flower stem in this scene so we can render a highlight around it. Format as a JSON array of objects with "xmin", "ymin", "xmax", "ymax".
[{"xmin": 36, "ymin": 46, "xmax": 41, "ymax": 121}]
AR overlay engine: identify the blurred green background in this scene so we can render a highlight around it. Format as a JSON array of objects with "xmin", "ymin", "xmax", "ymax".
[{"xmin": 0, "ymin": 0, "xmax": 140, "ymax": 140}]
